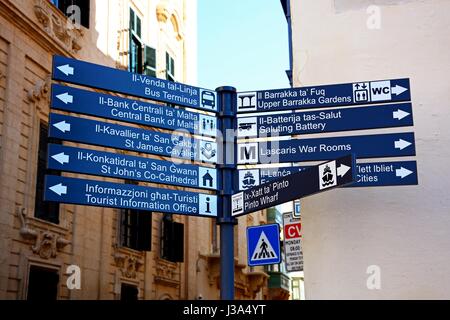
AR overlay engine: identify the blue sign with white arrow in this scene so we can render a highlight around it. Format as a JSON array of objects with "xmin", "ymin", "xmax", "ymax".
[
  {"xmin": 237, "ymin": 103, "xmax": 413, "ymax": 138},
  {"xmin": 48, "ymin": 113, "xmax": 218, "ymax": 163},
  {"xmin": 233, "ymin": 155, "xmax": 356, "ymax": 217},
  {"xmin": 237, "ymin": 161, "xmax": 418, "ymax": 190},
  {"xmin": 52, "ymin": 55, "xmax": 218, "ymax": 113},
  {"xmin": 47, "ymin": 144, "xmax": 218, "ymax": 190},
  {"xmin": 237, "ymin": 132, "xmax": 415, "ymax": 164},
  {"xmin": 44, "ymin": 175, "xmax": 218, "ymax": 218},
  {"xmin": 51, "ymin": 84, "xmax": 217, "ymax": 137},
  {"xmin": 247, "ymin": 224, "xmax": 281, "ymax": 266},
  {"xmin": 237, "ymin": 78, "xmax": 411, "ymax": 113}
]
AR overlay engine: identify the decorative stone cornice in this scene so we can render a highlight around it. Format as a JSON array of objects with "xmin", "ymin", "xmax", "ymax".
[
  {"xmin": 33, "ymin": 0, "xmax": 83, "ymax": 54},
  {"xmin": 27, "ymin": 74, "xmax": 51, "ymax": 102},
  {"xmin": 154, "ymin": 257, "xmax": 180, "ymax": 288},
  {"xmin": 114, "ymin": 251, "xmax": 144, "ymax": 279},
  {"xmin": 17, "ymin": 207, "xmax": 71, "ymax": 260}
]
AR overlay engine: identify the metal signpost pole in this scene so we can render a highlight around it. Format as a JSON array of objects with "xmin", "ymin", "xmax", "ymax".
[{"xmin": 216, "ymin": 86, "xmax": 238, "ymax": 300}]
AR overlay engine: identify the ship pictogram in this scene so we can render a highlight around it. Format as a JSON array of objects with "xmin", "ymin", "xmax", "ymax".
[
  {"xmin": 242, "ymin": 171, "xmax": 256, "ymax": 189},
  {"xmin": 321, "ymin": 165, "xmax": 335, "ymax": 187}
]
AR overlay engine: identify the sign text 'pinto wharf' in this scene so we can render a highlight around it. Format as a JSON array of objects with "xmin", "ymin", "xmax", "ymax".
[
  {"xmin": 49, "ymin": 113, "xmax": 218, "ymax": 164},
  {"xmin": 232, "ymin": 154, "xmax": 356, "ymax": 217},
  {"xmin": 52, "ymin": 55, "xmax": 218, "ymax": 113},
  {"xmin": 237, "ymin": 78, "xmax": 410, "ymax": 113},
  {"xmin": 47, "ymin": 144, "xmax": 218, "ymax": 191},
  {"xmin": 51, "ymin": 84, "xmax": 217, "ymax": 137}
]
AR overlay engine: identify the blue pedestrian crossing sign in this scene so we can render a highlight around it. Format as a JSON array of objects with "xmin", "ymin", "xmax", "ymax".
[{"xmin": 247, "ymin": 224, "xmax": 281, "ymax": 266}]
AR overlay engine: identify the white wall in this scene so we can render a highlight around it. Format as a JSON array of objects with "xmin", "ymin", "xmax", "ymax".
[{"xmin": 291, "ymin": 0, "xmax": 450, "ymax": 299}]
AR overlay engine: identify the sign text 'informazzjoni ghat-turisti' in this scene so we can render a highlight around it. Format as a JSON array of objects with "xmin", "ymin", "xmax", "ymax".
[
  {"xmin": 237, "ymin": 78, "xmax": 410, "ymax": 113},
  {"xmin": 47, "ymin": 144, "xmax": 218, "ymax": 191},
  {"xmin": 48, "ymin": 113, "xmax": 218, "ymax": 164},
  {"xmin": 52, "ymin": 55, "xmax": 218, "ymax": 113},
  {"xmin": 44, "ymin": 175, "xmax": 217, "ymax": 218},
  {"xmin": 51, "ymin": 84, "xmax": 217, "ymax": 137}
]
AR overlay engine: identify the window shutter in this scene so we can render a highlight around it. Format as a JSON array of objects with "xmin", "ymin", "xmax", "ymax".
[
  {"xmin": 137, "ymin": 211, "xmax": 152, "ymax": 251},
  {"xmin": 34, "ymin": 122, "xmax": 60, "ymax": 224},
  {"xmin": 173, "ymin": 221, "xmax": 184, "ymax": 262},
  {"xmin": 130, "ymin": 9, "xmax": 135, "ymax": 31},
  {"xmin": 144, "ymin": 46, "xmax": 156, "ymax": 77},
  {"xmin": 161, "ymin": 217, "xmax": 172, "ymax": 260},
  {"xmin": 136, "ymin": 16, "xmax": 142, "ymax": 39}
]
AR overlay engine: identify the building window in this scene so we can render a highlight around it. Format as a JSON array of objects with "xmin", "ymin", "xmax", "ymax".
[
  {"xmin": 120, "ymin": 283, "xmax": 139, "ymax": 301},
  {"xmin": 166, "ymin": 52, "xmax": 175, "ymax": 82},
  {"xmin": 130, "ymin": 8, "xmax": 141, "ymax": 39},
  {"xmin": 50, "ymin": 0, "xmax": 90, "ymax": 28},
  {"xmin": 35, "ymin": 122, "xmax": 60, "ymax": 224},
  {"xmin": 129, "ymin": 9, "xmax": 156, "ymax": 76},
  {"xmin": 161, "ymin": 215, "xmax": 184, "ymax": 263},
  {"xmin": 120, "ymin": 209, "xmax": 152, "ymax": 251},
  {"xmin": 292, "ymin": 279, "xmax": 300, "ymax": 300},
  {"xmin": 144, "ymin": 46, "xmax": 157, "ymax": 77},
  {"xmin": 27, "ymin": 266, "xmax": 59, "ymax": 300}
]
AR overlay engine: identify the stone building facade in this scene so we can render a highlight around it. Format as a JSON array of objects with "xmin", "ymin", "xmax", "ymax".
[{"xmin": 0, "ymin": 0, "xmax": 268, "ymax": 300}]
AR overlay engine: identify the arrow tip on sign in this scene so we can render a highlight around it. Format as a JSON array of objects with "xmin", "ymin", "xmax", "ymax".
[
  {"xmin": 396, "ymin": 167, "xmax": 413, "ymax": 179},
  {"xmin": 51, "ymin": 152, "xmax": 69, "ymax": 165},
  {"xmin": 57, "ymin": 64, "xmax": 74, "ymax": 76},
  {"xmin": 337, "ymin": 164, "xmax": 351, "ymax": 178},
  {"xmin": 56, "ymin": 93, "xmax": 73, "ymax": 104},
  {"xmin": 395, "ymin": 139, "xmax": 412, "ymax": 150},
  {"xmin": 392, "ymin": 85, "xmax": 408, "ymax": 96},
  {"xmin": 393, "ymin": 109, "xmax": 410, "ymax": 120},
  {"xmin": 49, "ymin": 183, "xmax": 67, "ymax": 196},
  {"xmin": 53, "ymin": 121, "xmax": 71, "ymax": 133}
]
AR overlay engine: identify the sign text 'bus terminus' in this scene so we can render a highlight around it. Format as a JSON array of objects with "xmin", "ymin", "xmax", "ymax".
[{"xmin": 52, "ymin": 55, "xmax": 218, "ymax": 113}]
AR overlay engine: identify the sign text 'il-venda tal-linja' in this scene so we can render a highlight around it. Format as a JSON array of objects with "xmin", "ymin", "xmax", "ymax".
[{"xmin": 53, "ymin": 55, "xmax": 218, "ymax": 113}]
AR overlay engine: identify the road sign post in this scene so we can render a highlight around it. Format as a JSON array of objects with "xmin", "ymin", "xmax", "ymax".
[
  {"xmin": 247, "ymin": 224, "xmax": 282, "ymax": 267},
  {"xmin": 216, "ymin": 86, "xmax": 238, "ymax": 300},
  {"xmin": 44, "ymin": 55, "xmax": 418, "ymax": 301}
]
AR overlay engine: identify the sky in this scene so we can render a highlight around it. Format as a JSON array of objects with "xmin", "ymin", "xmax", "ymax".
[{"xmin": 198, "ymin": 0, "xmax": 290, "ymax": 92}]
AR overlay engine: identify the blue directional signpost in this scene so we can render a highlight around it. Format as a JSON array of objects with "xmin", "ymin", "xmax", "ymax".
[
  {"xmin": 238, "ymin": 132, "xmax": 415, "ymax": 164},
  {"xmin": 43, "ymin": 54, "xmax": 419, "ymax": 300},
  {"xmin": 247, "ymin": 224, "xmax": 281, "ymax": 267},
  {"xmin": 232, "ymin": 155, "xmax": 356, "ymax": 217},
  {"xmin": 51, "ymin": 84, "xmax": 217, "ymax": 137},
  {"xmin": 237, "ymin": 78, "xmax": 410, "ymax": 113},
  {"xmin": 237, "ymin": 161, "xmax": 418, "ymax": 191},
  {"xmin": 47, "ymin": 144, "xmax": 218, "ymax": 191},
  {"xmin": 237, "ymin": 103, "xmax": 413, "ymax": 138},
  {"xmin": 48, "ymin": 113, "xmax": 218, "ymax": 163},
  {"xmin": 52, "ymin": 55, "xmax": 218, "ymax": 113},
  {"xmin": 44, "ymin": 175, "xmax": 217, "ymax": 218}
]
